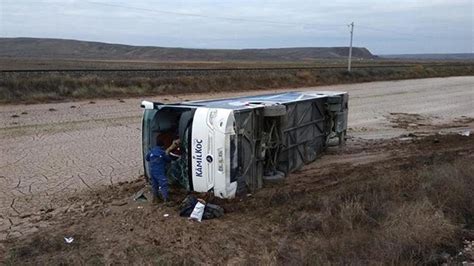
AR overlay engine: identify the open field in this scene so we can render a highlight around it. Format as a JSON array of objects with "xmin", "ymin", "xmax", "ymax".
[
  {"xmin": 0, "ymin": 58, "xmax": 364, "ymax": 70},
  {"xmin": 1, "ymin": 77, "xmax": 473, "ymax": 264},
  {"xmin": 1, "ymin": 58, "xmax": 473, "ymax": 104},
  {"xmin": 2, "ymin": 57, "xmax": 471, "ymax": 70}
]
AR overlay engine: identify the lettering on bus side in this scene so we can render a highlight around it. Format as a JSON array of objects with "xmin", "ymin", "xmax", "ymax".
[{"xmin": 193, "ymin": 139, "xmax": 203, "ymax": 178}]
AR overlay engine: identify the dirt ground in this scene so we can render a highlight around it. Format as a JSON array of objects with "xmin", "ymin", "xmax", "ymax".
[
  {"xmin": 0, "ymin": 76, "xmax": 473, "ymax": 263},
  {"xmin": 1, "ymin": 133, "xmax": 473, "ymax": 264}
]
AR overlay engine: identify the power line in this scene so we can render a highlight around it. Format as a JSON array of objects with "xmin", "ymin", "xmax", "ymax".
[
  {"xmin": 85, "ymin": 2, "xmax": 441, "ymax": 40},
  {"xmin": 356, "ymin": 25, "xmax": 437, "ymax": 39},
  {"xmin": 85, "ymin": 1, "xmax": 346, "ymax": 29}
]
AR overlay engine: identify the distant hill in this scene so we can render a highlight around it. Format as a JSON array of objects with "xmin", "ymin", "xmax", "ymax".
[
  {"xmin": 0, "ymin": 37, "xmax": 375, "ymax": 61},
  {"xmin": 381, "ymin": 53, "xmax": 474, "ymax": 61}
]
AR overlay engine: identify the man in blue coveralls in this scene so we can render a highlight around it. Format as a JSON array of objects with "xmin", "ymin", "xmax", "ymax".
[{"xmin": 146, "ymin": 138, "xmax": 180, "ymax": 203}]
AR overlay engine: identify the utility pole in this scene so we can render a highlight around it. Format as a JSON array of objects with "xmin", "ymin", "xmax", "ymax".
[{"xmin": 347, "ymin": 22, "xmax": 354, "ymax": 72}]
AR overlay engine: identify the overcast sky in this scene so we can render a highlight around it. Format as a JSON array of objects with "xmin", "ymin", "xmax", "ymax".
[{"xmin": 0, "ymin": 0, "xmax": 473, "ymax": 54}]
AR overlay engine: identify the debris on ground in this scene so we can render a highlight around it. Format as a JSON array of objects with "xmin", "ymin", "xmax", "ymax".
[
  {"xmin": 189, "ymin": 202, "xmax": 205, "ymax": 222},
  {"xmin": 111, "ymin": 200, "xmax": 127, "ymax": 206},
  {"xmin": 133, "ymin": 186, "xmax": 155, "ymax": 203},
  {"xmin": 179, "ymin": 195, "xmax": 224, "ymax": 220},
  {"xmin": 179, "ymin": 195, "xmax": 199, "ymax": 217},
  {"xmin": 460, "ymin": 130, "xmax": 471, "ymax": 137},
  {"xmin": 64, "ymin": 237, "xmax": 74, "ymax": 244}
]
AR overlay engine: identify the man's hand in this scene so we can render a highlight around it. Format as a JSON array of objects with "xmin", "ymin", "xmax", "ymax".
[{"xmin": 165, "ymin": 139, "xmax": 180, "ymax": 154}]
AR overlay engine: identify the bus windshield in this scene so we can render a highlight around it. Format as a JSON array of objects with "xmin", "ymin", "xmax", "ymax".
[{"xmin": 142, "ymin": 107, "xmax": 196, "ymax": 191}]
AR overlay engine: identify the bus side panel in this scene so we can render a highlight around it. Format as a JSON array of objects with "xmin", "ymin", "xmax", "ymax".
[{"xmin": 278, "ymin": 98, "xmax": 327, "ymax": 174}]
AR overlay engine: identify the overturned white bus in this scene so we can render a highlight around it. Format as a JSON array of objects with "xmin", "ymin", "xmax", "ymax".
[{"xmin": 141, "ymin": 91, "xmax": 348, "ymax": 199}]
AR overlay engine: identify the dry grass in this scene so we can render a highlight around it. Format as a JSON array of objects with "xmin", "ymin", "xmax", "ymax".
[
  {"xmin": 276, "ymin": 158, "xmax": 473, "ymax": 265},
  {"xmin": 1, "ymin": 64, "xmax": 473, "ymax": 104}
]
